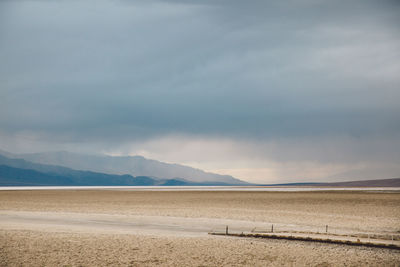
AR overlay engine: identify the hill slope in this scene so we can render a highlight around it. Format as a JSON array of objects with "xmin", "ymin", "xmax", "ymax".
[
  {"xmin": 0, "ymin": 155, "xmax": 241, "ymax": 186},
  {"xmin": 1, "ymin": 150, "xmax": 246, "ymax": 184},
  {"xmin": 320, "ymin": 178, "xmax": 400, "ymax": 187},
  {"xmin": 0, "ymin": 154, "xmax": 157, "ymax": 186}
]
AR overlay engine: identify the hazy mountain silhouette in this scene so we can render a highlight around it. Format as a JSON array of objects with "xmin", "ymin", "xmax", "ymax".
[
  {"xmin": 0, "ymin": 150, "xmax": 246, "ymax": 184},
  {"xmin": 0, "ymin": 154, "xmax": 241, "ymax": 186}
]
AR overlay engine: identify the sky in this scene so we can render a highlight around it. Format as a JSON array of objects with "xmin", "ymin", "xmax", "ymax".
[{"xmin": 0, "ymin": 0, "xmax": 399, "ymax": 183}]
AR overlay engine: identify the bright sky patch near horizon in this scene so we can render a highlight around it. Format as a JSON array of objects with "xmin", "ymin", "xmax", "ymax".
[{"xmin": 0, "ymin": 0, "xmax": 399, "ymax": 183}]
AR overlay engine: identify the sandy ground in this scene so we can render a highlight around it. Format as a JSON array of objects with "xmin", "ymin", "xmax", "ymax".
[
  {"xmin": 0, "ymin": 190, "xmax": 399, "ymax": 266},
  {"xmin": 2, "ymin": 229, "xmax": 400, "ymax": 267}
]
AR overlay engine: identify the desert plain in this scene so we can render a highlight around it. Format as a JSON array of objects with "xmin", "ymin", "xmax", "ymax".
[{"xmin": 0, "ymin": 189, "xmax": 399, "ymax": 266}]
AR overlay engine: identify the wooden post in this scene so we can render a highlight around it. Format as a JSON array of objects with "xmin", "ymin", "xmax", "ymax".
[
  {"xmin": 271, "ymin": 224, "xmax": 274, "ymax": 233},
  {"xmin": 226, "ymin": 225, "xmax": 228, "ymax": 235},
  {"xmin": 326, "ymin": 225, "xmax": 328, "ymax": 233}
]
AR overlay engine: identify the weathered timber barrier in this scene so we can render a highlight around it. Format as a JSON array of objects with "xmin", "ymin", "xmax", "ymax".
[{"xmin": 208, "ymin": 232, "xmax": 400, "ymax": 250}]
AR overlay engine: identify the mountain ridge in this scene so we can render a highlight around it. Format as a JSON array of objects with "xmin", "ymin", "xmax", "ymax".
[
  {"xmin": 0, "ymin": 150, "xmax": 246, "ymax": 184},
  {"xmin": 259, "ymin": 178, "xmax": 400, "ymax": 187},
  {"xmin": 0, "ymin": 154, "xmax": 242, "ymax": 186}
]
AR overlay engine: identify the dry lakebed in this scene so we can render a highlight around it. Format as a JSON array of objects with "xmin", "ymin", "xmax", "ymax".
[{"xmin": 0, "ymin": 188, "xmax": 399, "ymax": 266}]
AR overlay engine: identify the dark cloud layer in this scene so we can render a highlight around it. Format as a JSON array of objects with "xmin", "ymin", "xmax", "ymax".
[{"xmin": 0, "ymin": 0, "xmax": 399, "ymax": 181}]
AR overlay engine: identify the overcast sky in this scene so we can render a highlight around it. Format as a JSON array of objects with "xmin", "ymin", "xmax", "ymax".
[{"xmin": 1, "ymin": 0, "xmax": 399, "ymax": 183}]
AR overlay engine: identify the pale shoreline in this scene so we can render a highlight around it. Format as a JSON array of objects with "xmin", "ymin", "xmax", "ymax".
[{"xmin": 1, "ymin": 185, "xmax": 400, "ymax": 191}]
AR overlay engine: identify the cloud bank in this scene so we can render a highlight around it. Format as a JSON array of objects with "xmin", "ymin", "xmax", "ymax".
[{"xmin": 0, "ymin": 0, "xmax": 399, "ymax": 182}]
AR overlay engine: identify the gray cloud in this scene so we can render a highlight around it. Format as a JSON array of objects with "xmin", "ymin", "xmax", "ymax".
[{"xmin": 0, "ymin": 0, "xmax": 399, "ymax": 181}]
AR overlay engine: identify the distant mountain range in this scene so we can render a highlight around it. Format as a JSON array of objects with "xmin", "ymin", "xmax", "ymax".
[
  {"xmin": 0, "ymin": 149, "xmax": 247, "ymax": 186},
  {"xmin": 0, "ymin": 154, "xmax": 243, "ymax": 186},
  {"xmin": 0, "ymin": 150, "xmax": 398, "ymax": 187},
  {"xmin": 318, "ymin": 178, "xmax": 400, "ymax": 187},
  {"xmin": 260, "ymin": 178, "xmax": 400, "ymax": 187}
]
